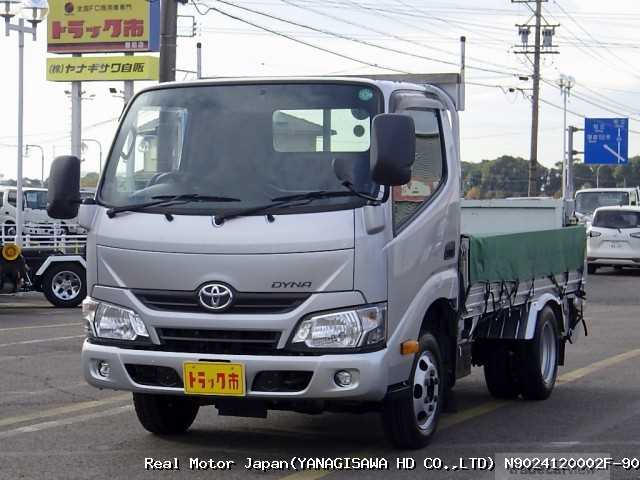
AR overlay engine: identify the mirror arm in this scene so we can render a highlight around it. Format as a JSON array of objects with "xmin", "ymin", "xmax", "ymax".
[
  {"xmin": 341, "ymin": 181, "xmax": 387, "ymax": 205},
  {"xmin": 380, "ymin": 185, "xmax": 390, "ymax": 203}
]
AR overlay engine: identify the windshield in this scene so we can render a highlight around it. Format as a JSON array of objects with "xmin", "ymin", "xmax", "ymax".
[
  {"xmin": 575, "ymin": 191, "xmax": 629, "ymax": 215},
  {"xmin": 99, "ymin": 83, "xmax": 382, "ymax": 215},
  {"xmin": 593, "ymin": 210, "xmax": 640, "ymax": 229},
  {"xmin": 8, "ymin": 190, "xmax": 47, "ymax": 210}
]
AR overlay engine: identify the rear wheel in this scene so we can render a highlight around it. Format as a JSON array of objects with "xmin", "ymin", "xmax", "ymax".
[
  {"xmin": 518, "ymin": 305, "xmax": 559, "ymax": 400},
  {"xmin": 3, "ymin": 222, "xmax": 15, "ymax": 237},
  {"xmin": 587, "ymin": 263, "xmax": 598, "ymax": 274},
  {"xmin": 133, "ymin": 393, "xmax": 199, "ymax": 435},
  {"xmin": 483, "ymin": 345, "xmax": 520, "ymax": 399},
  {"xmin": 382, "ymin": 333, "xmax": 443, "ymax": 449}
]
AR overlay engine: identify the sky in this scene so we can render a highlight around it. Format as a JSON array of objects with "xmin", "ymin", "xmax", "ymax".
[{"xmin": 1, "ymin": 0, "xmax": 640, "ymax": 181}]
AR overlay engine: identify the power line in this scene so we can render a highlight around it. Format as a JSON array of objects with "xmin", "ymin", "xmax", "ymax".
[
  {"xmin": 279, "ymin": 0, "xmax": 525, "ymax": 76},
  {"xmin": 191, "ymin": 1, "xmax": 408, "ymax": 73},
  {"xmin": 193, "ymin": 0, "xmax": 528, "ymax": 77}
]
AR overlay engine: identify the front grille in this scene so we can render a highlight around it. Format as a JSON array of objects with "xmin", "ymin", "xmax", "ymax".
[
  {"xmin": 133, "ymin": 289, "xmax": 310, "ymax": 314},
  {"xmin": 156, "ymin": 328, "xmax": 281, "ymax": 355}
]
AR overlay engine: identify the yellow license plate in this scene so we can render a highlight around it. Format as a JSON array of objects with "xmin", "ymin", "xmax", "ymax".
[{"xmin": 183, "ymin": 362, "xmax": 245, "ymax": 396}]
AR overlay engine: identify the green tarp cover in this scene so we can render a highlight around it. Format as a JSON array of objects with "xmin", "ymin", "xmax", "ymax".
[{"xmin": 468, "ymin": 226, "xmax": 586, "ymax": 284}]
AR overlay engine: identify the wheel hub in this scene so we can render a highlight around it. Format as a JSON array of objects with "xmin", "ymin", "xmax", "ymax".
[
  {"xmin": 412, "ymin": 351, "xmax": 440, "ymax": 431},
  {"xmin": 540, "ymin": 321, "xmax": 557, "ymax": 386},
  {"xmin": 52, "ymin": 270, "xmax": 81, "ymax": 301}
]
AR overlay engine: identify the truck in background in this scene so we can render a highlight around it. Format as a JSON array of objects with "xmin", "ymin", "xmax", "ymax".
[
  {"xmin": 0, "ymin": 187, "xmax": 92, "ymax": 236},
  {"xmin": 0, "ymin": 226, "xmax": 87, "ymax": 307},
  {"xmin": 46, "ymin": 74, "xmax": 586, "ymax": 449},
  {"xmin": 575, "ymin": 187, "xmax": 640, "ymax": 225}
]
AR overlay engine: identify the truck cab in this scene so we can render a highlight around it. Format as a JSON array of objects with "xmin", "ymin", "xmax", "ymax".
[
  {"xmin": 0, "ymin": 187, "xmax": 50, "ymax": 235},
  {"xmin": 575, "ymin": 187, "xmax": 640, "ymax": 225},
  {"xmin": 46, "ymin": 76, "xmax": 585, "ymax": 449}
]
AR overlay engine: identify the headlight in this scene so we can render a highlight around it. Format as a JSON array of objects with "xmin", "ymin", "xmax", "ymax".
[
  {"xmin": 291, "ymin": 303, "xmax": 387, "ymax": 350},
  {"xmin": 82, "ymin": 297, "xmax": 148, "ymax": 341}
]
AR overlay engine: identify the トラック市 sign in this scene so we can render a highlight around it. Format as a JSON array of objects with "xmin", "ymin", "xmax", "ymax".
[
  {"xmin": 47, "ymin": 0, "xmax": 160, "ymax": 53},
  {"xmin": 584, "ymin": 118, "xmax": 629, "ymax": 165}
]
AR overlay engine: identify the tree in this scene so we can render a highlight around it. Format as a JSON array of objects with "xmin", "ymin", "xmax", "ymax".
[
  {"xmin": 80, "ymin": 172, "xmax": 100, "ymax": 188},
  {"xmin": 480, "ymin": 155, "xmax": 529, "ymax": 198},
  {"xmin": 573, "ymin": 163, "xmax": 595, "ymax": 190},
  {"xmin": 465, "ymin": 186, "xmax": 482, "ymax": 200},
  {"xmin": 614, "ymin": 156, "xmax": 640, "ymax": 188}
]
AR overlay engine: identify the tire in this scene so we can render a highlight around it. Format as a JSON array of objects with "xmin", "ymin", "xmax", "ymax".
[
  {"xmin": 133, "ymin": 393, "xmax": 199, "ymax": 435},
  {"xmin": 3, "ymin": 222, "xmax": 15, "ymax": 237},
  {"xmin": 483, "ymin": 345, "xmax": 520, "ymax": 399},
  {"xmin": 587, "ymin": 263, "xmax": 597, "ymax": 275},
  {"xmin": 518, "ymin": 305, "xmax": 559, "ymax": 401},
  {"xmin": 382, "ymin": 333, "xmax": 444, "ymax": 449},
  {"xmin": 42, "ymin": 263, "xmax": 86, "ymax": 307}
]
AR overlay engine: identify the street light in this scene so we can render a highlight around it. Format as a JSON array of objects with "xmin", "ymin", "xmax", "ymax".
[
  {"xmin": 1, "ymin": 0, "xmax": 49, "ymax": 246},
  {"xmin": 25, "ymin": 144, "xmax": 44, "ymax": 184},
  {"xmin": 82, "ymin": 138, "xmax": 103, "ymax": 173}
]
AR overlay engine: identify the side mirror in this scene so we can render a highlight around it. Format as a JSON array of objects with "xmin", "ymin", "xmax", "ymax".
[
  {"xmin": 47, "ymin": 156, "xmax": 81, "ymax": 219},
  {"xmin": 370, "ymin": 114, "xmax": 415, "ymax": 186}
]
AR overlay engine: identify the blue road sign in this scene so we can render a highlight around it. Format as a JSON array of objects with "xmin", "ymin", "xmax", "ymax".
[{"xmin": 584, "ymin": 118, "xmax": 629, "ymax": 165}]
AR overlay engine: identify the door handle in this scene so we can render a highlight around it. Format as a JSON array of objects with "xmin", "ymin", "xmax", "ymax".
[{"xmin": 444, "ymin": 241, "xmax": 456, "ymax": 260}]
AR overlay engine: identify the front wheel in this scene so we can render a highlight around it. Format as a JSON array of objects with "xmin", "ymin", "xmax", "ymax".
[
  {"xmin": 41, "ymin": 263, "xmax": 86, "ymax": 307},
  {"xmin": 382, "ymin": 333, "xmax": 443, "ymax": 449},
  {"xmin": 518, "ymin": 305, "xmax": 559, "ymax": 400},
  {"xmin": 133, "ymin": 393, "xmax": 199, "ymax": 435}
]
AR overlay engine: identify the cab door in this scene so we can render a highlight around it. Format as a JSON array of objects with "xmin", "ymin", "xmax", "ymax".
[{"xmin": 385, "ymin": 91, "xmax": 460, "ymax": 341}]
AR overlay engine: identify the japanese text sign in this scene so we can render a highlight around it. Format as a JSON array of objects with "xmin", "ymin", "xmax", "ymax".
[
  {"xmin": 584, "ymin": 118, "xmax": 629, "ymax": 165},
  {"xmin": 46, "ymin": 56, "xmax": 159, "ymax": 81},
  {"xmin": 47, "ymin": 0, "xmax": 160, "ymax": 53}
]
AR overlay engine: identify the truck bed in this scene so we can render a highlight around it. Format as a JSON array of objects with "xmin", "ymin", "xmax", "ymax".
[{"xmin": 460, "ymin": 226, "xmax": 586, "ymax": 337}]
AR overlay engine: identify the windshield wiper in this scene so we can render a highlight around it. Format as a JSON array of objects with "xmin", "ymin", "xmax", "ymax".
[
  {"xmin": 106, "ymin": 193, "xmax": 240, "ymax": 218},
  {"xmin": 271, "ymin": 190, "xmax": 360, "ymax": 202},
  {"xmin": 151, "ymin": 194, "xmax": 241, "ymax": 202},
  {"xmin": 216, "ymin": 188, "xmax": 377, "ymax": 225}
]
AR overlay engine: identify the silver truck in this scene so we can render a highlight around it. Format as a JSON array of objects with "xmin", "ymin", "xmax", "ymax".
[{"xmin": 47, "ymin": 74, "xmax": 586, "ymax": 449}]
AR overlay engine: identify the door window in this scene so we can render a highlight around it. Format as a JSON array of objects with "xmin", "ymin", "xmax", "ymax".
[{"xmin": 392, "ymin": 108, "xmax": 445, "ymax": 229}]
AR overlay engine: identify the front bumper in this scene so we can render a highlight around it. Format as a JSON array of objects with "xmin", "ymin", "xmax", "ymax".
[{"xmin": 81, "ymin": 340, "xmax": 390, "ymax": 401}]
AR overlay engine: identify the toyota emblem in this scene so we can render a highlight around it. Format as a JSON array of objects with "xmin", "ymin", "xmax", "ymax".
[{"xmin": 198, "ymin": 283, "xmax": 234, "ymax": 311}]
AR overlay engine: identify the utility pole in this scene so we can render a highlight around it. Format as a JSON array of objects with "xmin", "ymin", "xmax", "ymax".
[
  {"xmin": 567, "ymin": 125, "xmax": 582, "ymax": 198},
  {"xmin": 123, "ymin": 52, "xmax": 134, "ymax": 103},
  {"xmin": 71, "ymin": 53, "xmax": 82, "ymax": 158},
  {"xmin": 159, "ymin": 0, "xmax": 180, "ymax": 83},
  {"xmin": 559, "ymin": 75, "xmax": 575, "ymax": 200},
  {"xmin": 512, "ymin": 0, "xmax": 560, "ymax": 196}
]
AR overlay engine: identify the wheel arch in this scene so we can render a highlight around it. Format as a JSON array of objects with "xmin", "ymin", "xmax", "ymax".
[
  {"xmin": 35, "ymin": 255, "xmax": 86, "ymax": 277},
  {"xmin": 419, "ymin": 298, "xmax": 458, "ymax": 388},
  {"xmin": 526, "ymin": 294, "xmax": 564, "ymax": 340}
]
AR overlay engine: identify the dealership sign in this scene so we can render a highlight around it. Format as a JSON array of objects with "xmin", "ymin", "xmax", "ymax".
[
  {"xmin": 47, "ymin": 0, "xmax": 160, "ymax": 53},
  {"xmin": 46, "ymin": 55, "xmax": 159, "ymax": 81}
]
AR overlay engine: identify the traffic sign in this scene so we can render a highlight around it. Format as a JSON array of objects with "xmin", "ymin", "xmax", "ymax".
[{"xmin": 584, "ymin": 118, "xmax": 628, "ymax": 165}]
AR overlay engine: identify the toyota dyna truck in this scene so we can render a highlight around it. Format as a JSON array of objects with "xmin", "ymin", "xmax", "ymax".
[{"xmin": 46, "ymin": 74, "xmax": 587, "ymax": 449}]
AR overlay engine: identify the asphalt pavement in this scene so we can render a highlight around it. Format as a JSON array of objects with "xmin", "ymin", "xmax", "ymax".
[{"xmin": 0, "ymin": 270, "xmax": 639, "ymax": 480}]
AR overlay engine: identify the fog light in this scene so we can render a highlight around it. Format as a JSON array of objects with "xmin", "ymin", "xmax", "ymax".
[
  {"xmin": 97, "ymin": 361, "xmax": 111, "ymax": 378},
  {"xmin": 334, "ymin": 370, "xmax": 352, "ymax": 387}
]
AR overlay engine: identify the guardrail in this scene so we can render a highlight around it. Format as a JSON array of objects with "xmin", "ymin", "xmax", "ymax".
[{"xmin": 0, "ymin": 223, "xmax": 87, "ymax": 253}]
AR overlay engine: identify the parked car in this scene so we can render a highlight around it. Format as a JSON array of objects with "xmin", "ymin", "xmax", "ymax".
[{"xmin": 587, "ymin": 206, "xmax": 640, "ymax": 274}]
